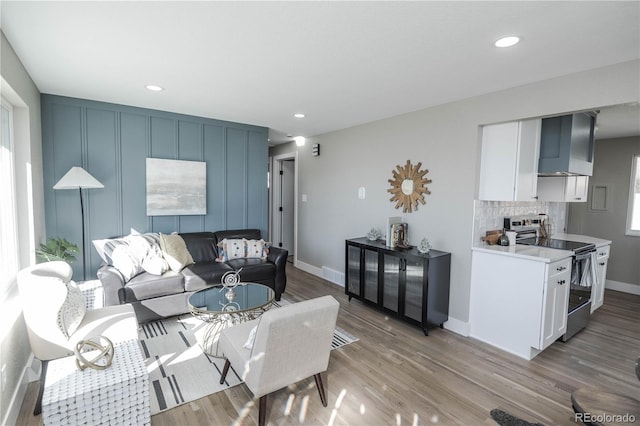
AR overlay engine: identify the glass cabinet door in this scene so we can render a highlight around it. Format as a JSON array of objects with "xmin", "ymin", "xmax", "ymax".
[
  {"xmin": 404, "ymin": 257, "xmax": 425, "ymax": 322},
  {"xmin": 346, "ymin": 244, "xmax": 361, "ymax": 296},
  {"xmin": 382, "ymin": 253, "xmax": 401, "ymax": 312},
  {"xmin": 363, "ymin": 248, "xmax": 379, "ymax": 303}
]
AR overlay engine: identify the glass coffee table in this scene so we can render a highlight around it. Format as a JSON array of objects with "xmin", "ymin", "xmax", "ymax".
[{"xmin": 188, "ymin": 283, "xmax": 275, "ymax": 357}]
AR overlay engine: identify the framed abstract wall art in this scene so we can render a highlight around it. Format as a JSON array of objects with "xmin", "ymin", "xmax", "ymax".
[{"xmin": 146, "ymin": 158, "xmax": 206, "ymax": 216}]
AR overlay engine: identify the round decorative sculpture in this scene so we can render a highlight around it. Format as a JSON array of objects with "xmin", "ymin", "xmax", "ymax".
[
  {"xmin": 417, "ymin": 238, "xmax": 432, "ymax": 254},
  {"xmin": 220, "ymin": 268, "xmax": 243, "ymax": 300},
  {"xmin": 74, "ymin": 336, "xmax": 114, "ymax": 371},
  {"xmin": 388, "ymin": 160, "xmax": 432, "ymax": 213}
]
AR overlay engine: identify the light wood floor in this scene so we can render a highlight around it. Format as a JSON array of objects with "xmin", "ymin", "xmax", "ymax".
[{"xmin": 17, "ymin": 264, "xmax": 640, "ymax": 425}]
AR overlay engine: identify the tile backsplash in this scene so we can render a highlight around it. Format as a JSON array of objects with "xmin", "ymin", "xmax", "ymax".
[{"xmin": 472, "ymin": 200, "xmax": 567, "ymax": 247}]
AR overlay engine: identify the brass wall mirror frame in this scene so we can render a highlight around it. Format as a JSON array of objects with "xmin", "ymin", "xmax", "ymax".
[{"xmin": 388, "ymin": 160, "xmax": 432, "ymax": 213}]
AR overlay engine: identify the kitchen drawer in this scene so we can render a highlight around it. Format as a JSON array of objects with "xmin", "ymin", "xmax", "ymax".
[
  {"xmin": 596, "ymin": 245, "xmax": 610, "ymax": 259},
  {"xmin": 547, "ymin": 258, "xmax": 571, "ymax": 280}
]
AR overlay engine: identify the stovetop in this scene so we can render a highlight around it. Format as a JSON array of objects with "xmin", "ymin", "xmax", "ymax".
[{"xmin": 517, "ymin": 237, "xmax": 595, "ymax": 253}]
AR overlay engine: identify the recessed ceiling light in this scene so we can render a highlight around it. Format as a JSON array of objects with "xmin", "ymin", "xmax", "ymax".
[
  {"xmin": 494, "ymin": 36, "xmax": 520, "ymax": 48},
  {"xmin": 146, "ymin": 85, "xmax": 164, "ymax": 91},
  {"xmin": 294, "ymin": 113, "xmax": 305, "ymax": 118}
]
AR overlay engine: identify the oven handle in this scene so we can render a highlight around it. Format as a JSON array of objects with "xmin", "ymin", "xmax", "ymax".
[{"xmin": 574, "ymin": 250, "xmax": 596, "ymax": 262}]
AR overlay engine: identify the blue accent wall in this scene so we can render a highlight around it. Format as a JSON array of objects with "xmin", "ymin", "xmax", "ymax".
[{"xmin": 41, "ymin": 95, "xmax": 269, "ymax": 280}]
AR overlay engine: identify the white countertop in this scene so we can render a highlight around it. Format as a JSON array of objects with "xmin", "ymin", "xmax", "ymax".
[
  {"xmin": 472, "ymin": 244, "xmax": 572, "ymax": 262},
  {"xmin": 550, "ymin": 233, "xmax": 612, "ymax": 247},
  {"xmin": 472, "ymin": 233, "xmax": 611, "ymax": 262}
]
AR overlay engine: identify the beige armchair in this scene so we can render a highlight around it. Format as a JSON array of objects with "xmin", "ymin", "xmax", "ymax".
[
  {"xmin": 218, "ymin": 295, "xmax": 340, "ymax": 426},
  {"xmin": 17, "ymin": 261, "xmax": 139, "ymax": 415}
]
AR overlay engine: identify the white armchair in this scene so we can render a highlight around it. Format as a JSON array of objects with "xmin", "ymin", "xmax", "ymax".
[
  {"xmin": 17, "ymin": 261, "xmax": 139, "ymax": 415},
  {"xmin": 218, "ymin": 295, "xmax": 340, "ymax": 426}
]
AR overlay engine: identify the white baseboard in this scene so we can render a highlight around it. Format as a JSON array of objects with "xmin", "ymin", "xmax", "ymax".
[
  {"xmin": 2, "ymin": 353, "xmax": 35, "ymax": 426},
  {"xmin": 443, "ymin": 316, "xmax": 470, "ymax": 337},
  {"xmin": 294, "ymin": 260, "xmax": 323, "ymax": 278},
  {"xmin": 295, "ymin": 261, "xmax": 346, "ymax": 287},
  {"xmin": 606, "ymin": 279, "xmax": 640, "ymax": 295}
]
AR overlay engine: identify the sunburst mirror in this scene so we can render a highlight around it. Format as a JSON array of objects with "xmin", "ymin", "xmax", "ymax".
[{"xmin": 387, "ymin": 160, "xmax": 432, "ymax": 213}]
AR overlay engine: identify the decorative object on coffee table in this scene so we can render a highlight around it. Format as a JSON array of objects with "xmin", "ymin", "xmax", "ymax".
[
  {"xmin": 74, "ymin": 336, "xmax": 114, "ymax": 371},
  {"xmin": 387, "ymin": 160, "xmax": 432, "ymax": 213},
  {"xmin": 220, "ymin": 268, "xmax": 242, "ymax": 301}
]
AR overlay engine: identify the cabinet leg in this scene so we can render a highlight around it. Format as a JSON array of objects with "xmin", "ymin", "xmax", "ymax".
[
  {"xmin": 423, "ymin": 328, "xmax": 429, "ymax": 336},
  {"xmin": 440, "ymin": 323, "xmax": 444, "ymax": 329},
  {"xmin": 348, "ymin": 295, "xmax": 352, "ymax": 301}
]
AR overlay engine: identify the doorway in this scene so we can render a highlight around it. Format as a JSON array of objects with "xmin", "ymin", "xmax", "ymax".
[{"xmin": 270, "ymin": 152, "xmax": 297, "ymax": 264}]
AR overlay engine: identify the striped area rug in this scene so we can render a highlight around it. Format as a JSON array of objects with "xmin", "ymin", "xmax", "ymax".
[{"xmin": 138, "ymin": 300, "xmax": 358, "ymax": 415}]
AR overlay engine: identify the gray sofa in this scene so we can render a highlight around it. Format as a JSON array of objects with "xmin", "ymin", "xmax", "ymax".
[{"xmin": 97, "ymin": 229, "xmax": 288, "ymax": 322}]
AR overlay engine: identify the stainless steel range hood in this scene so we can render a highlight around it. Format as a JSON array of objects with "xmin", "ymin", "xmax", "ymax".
[{"xmin": 538, "ymin": 112, "xmax": 597, "ymax": 176}]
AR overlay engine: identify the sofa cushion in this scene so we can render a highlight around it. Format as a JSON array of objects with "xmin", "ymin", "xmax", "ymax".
[
  {"xmin": 159, "ymin": 233, "xmax": 195, "ymax": 272},
  {"xmin": 213, "ymin": 229, "xmax": 262, "ymax": 247},
  {"xmin": 217, "ymin": 238, "xmax": 246, "ymax": 261},
  {"xmin": 226, "ymin": 258, "xmax": 276, "ymax": 283},
  {"xmin": 217, "ymin": 238, "xmax": 270, "ymax": 262},
  {"xmin": 180, "ymin": 232, "xmax": 218, "ymax": 263},
  {"xmin": 182, "ymin": 261, "xmax": 235, "ymax": 292},
  {"xmin": 93, "ymin": 233, "xmax": 169, "ymax": 280},
  {"xmin": 122, "ymin": 270, "xmax": 184, "ymax": 302}
]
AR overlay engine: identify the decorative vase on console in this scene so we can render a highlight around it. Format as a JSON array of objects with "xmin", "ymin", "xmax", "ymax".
[
  {"xmin": 366, "ymin": 228, "xmax": 381, "ymax": 241},
  {"xmin": 417, "ymin": 238, "xmax": 431, "ymax": 254}
]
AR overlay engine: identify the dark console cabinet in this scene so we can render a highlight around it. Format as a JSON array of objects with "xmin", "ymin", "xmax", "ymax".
[{"xmin": 345, "ymin": 238, "xmax": 451, "ymax": 335}]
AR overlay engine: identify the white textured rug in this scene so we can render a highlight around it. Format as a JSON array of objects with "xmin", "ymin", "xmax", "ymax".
[
  {"xmin": 138, "ymin": 315, "xmax": 241, "ymax": 414},
  {"xmin": 138, "ymin": 302, "xmax": 358, "ymax": 414}
]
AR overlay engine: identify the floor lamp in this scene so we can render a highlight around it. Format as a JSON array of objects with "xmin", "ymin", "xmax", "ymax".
[{"xmin": 53, "ymin": 166, "xmax": 104, "ymax": 281}]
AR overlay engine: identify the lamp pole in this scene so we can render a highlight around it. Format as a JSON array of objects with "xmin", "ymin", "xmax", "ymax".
[{"xmin": 53, "ymin": 167, "xmax": 104, "ymax": 281}]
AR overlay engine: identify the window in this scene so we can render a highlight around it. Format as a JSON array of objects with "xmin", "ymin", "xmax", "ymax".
[
  {"xmin": 627, "ymin": 154, "xmax": 640, "ymax": 236},
  {"xmin": 1, "ymin": 97, "xmax": 19, "ymax": 296}
]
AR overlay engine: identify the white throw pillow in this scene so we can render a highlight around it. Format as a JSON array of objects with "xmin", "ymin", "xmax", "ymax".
[
  {"xmin": 110, "ymin": 244, "xmax": 143, "ymax": 281},
  {"xmin": 159, "ymin": 233, "xmax": 195, "ymax": 272},
  {"xmin": 142, "ymin": 243, "xmax": 169, "ymax": 275},
  {"xmin": 243, "ymin": 326, "xmax": 258, "ymax": 350},
  {"xmin": 127, "ymin": 234, "xmax": 168, "ymax": 275},
  {"xmin": 244, "ymin": 239, "xmax": 269, "ymax": 260},
  {"xmin": 57, "ymin": 280, "xmax": 87, "ymax": 339}
]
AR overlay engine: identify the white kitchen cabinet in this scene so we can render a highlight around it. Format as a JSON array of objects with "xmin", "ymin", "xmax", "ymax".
[
  {"xmin": 591, "ymin": 244, "xmax": 610, "ymax": 312},
  {"xmin": 479, "ymin": 119, "xmax": 542, "ymax": 201},
  {"xmin": 540, "ymin": 259, "xmax": 571, "ymax": 349},
  {"xmin": 537, "ymin": 175, "xmax": 589, "ymax": 202},
  {"xmin": 470, "ymin": 250, "xmax": 571, "ymax": 360}
]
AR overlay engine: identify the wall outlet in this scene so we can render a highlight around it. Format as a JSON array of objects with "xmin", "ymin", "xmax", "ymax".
[{"xmin": 1, "ymin": 364, "xmax": 6, "ymax": 392}]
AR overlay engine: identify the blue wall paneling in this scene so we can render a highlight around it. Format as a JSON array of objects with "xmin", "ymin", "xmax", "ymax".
[{"xmin": 41, "ymin": 95, "xmax": 269, "ymax": 280}]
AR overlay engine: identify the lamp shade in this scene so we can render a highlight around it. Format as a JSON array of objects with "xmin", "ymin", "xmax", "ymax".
[{"xmin": 53, "ymin": 167, "xmax": 104, "ymax": 189}]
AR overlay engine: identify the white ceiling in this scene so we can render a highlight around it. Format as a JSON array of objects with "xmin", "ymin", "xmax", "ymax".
[{"xmin": 2, "ymin": 1, "xmax": 639, "ymax": 144}]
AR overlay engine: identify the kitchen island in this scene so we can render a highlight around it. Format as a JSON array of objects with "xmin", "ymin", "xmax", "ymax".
[{"xmin": 469, "ymin": 233, "xmax": 611, "ymax": 360}]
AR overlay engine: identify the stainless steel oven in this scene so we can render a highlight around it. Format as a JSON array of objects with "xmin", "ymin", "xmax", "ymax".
[
  {"xmin": 563, "ymin": 244, "xmax": 596, "ymax": 341},
  {"xmin": 516, "ymin": 233, "xmax": 596, "ymax": 342}
]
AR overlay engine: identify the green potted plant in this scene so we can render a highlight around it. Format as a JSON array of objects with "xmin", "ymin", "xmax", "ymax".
[{"xmin": 35, "ymin": 237, "xmax": 79, "ymax": 263}]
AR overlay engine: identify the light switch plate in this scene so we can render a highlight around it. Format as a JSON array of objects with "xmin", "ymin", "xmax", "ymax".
[{"xmin": 358, "ymin": 187, "xmax": 366, "ymax": 199}]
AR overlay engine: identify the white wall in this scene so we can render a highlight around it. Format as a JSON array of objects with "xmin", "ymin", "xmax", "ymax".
[
  {"xmin": 294, "ymin": 60, "xmax": 640, "ymax": 332},
  {"xmin": 568, "ymin": 135, "xmax": 640, "ymax": 290},
  {"xmin": 0, "ymin": 31, "xmax": 44, "ymax": 425}
]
